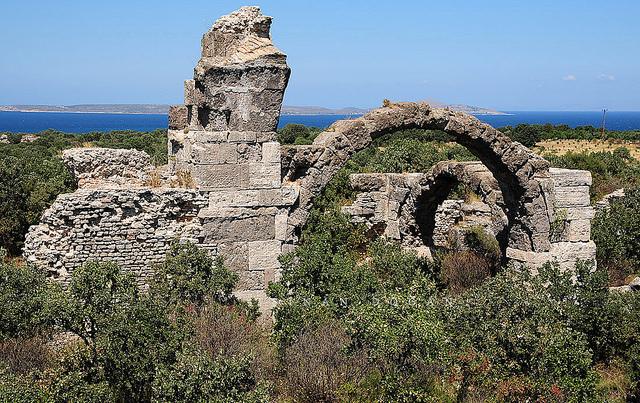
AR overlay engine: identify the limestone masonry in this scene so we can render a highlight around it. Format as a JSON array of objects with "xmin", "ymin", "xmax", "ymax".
[{"xmin": 24, "ymin": 6, "xmax": 596, "ymax": 309}]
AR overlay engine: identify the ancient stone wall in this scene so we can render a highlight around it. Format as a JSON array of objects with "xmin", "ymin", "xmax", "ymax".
[
  {"xmin": 24, "ymin": 188, "xmax": 209, "ymax": 285},
  {"xmin": 24, "ymin": 6, "xmax": 599, "ymax": 312},
  {"xmin": 343, "ymin": 166, "xmax": 596, "ymax": 270}
]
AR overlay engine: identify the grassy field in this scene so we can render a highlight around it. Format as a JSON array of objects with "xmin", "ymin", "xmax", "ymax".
[{"xmin": 535, "ymin": 139, "xmax": 640, "ymax": 160}]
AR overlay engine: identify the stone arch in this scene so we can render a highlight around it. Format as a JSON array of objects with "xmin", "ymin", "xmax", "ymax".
[
  {"xmin": 410, "ymin": 161, "xmax": 509, "ymax": 253},
  {"xmin": 285, "ymin": 102, "xmax": 555, "ymax": 255}
]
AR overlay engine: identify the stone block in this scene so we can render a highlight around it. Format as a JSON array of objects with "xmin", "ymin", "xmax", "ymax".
[
  {"xmin": 249, "ymin": 163, "xmax": 281, "ymax": 189},
  {"xmin": 217, "ymin": 241, "xmax": 249, "ymax": 271},
  {"xmin": 191, "ymin": 143, "xmax": 238, "ymax": 164},
  {"xmin": 184, "ymin": 79, "xmax": 205, "ymax": 106},
  {"xmin": 261, "ymin": 142, "xmax": 281, "ymax": 164},
  {"xmin": 238, "ymin": 270, "xmax": 264, "ymax": 290},
  {"xmin": 563, "ymin": 206, "xmax": 595, "ymax": 220},
  {"xmin": 550, "ymin": 168, "xmax": 592, "ymax": 187},
  {"xmin": 168, "ymin": 105, "xmax": 188, "ymax": 130},
  {"xmin": 350, "ymin": 173, "xmax": 388, "ymax": 191},
  {"xmin": 275, "ymin": 212, "xmax": 289, "ymax": 240},
  {"xmin": 553, "ymin": 186, "xmax": 591, "ymax": 208},
  {"xmin": 184, "ymin": 130, "xmax": 228, "ymax": 144},
  {"xmin": 248, "ymin": 240, "xmax": 282, "ymax": 270},
  {"xmin": 227, "ymin": 131, "xmax": 258, "ymax": 143},
  {"xmin": 550, "ymin": 241, "xmax": 596, "ymax": 264},
  {"xmin": 237, "ymin": 143, "xmax": 262, "ymax": 162},
  {"xmin": 506, "ymin": 247, "xmax": 552, "ymax": 268},
  {"xmin": 208, "ymin": 187, "xmax": 298, "ymax": 207},
  {"xmin": 256, "ymin": 132, "xmax": 278, "ymax": 142},
  {"xmin": 191, "ymin": 164, "xmax": 248, "ymax": 189},
  {"xmin": 562, "ymin": 219, "xmax": 591, "ymax": 242},
  {"xmin": 201, "ymin": 214, "xmax": 275, "ymax": 242}
]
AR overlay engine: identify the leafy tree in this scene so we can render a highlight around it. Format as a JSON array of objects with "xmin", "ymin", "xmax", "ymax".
[
  {"xmin": 0, "ymin": 251, "xmax": 59, "ymax": 340},
  {"xmin": 277, "ymin": 124, "xmax": 321, "ymax": 145},
  {"xmin": 151, "ymin": 241, "xmax": 237, "ymax": 308}
]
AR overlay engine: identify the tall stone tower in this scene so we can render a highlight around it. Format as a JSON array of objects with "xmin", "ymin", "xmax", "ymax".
[{"xmin": 165, "ymin": 6, "xmax": 295, "ymax": 306}]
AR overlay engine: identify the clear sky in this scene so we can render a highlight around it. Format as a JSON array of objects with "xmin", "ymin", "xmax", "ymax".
[{"xmin": 1, "ymin": 0, "xmax": 638, "ymax": 111}]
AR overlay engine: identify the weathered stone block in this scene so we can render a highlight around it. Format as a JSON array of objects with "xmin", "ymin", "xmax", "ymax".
[
  {"xmin": 261, "ymin": 142, "xmax": 281, "ymax": 164},
  {"xmin": 227, "ymin": 131, "xmax": 257, "ymax": 143},
  {"xmin": 554, "ymin": 186, "xmax": 591, "ymax": 208},
  {"xmin": 238, "ymin": 270, "xmax": 264, "ymax": 290},
  {"xmin": 237, "ymin": 143, "xmax": 262, "ymax": 162},
  {"xmin": 274, "ymin": 212, "xmax": 289, "ymax": 241},
  {"xmin": 191, "ymin": 143, "xmax": 238, "ymax": 164},
  {"xmin": 217, "ymin": 241, "xmax": 249, "ymax": 271},
  {"xmin": 168, "ymin": 105, "xmax": 189, "ymax": 130},
  {"xmin": 550, "ymin": 168, "xmax": 592, "ymax": 187},
  {"xmin": 208, "ymin": 187, "xmax": 298, "ymax": 207},
  {"xmin": 563, "ymin": 219, "xmax": 591, "ymax": 242},
  {"xmin": 191, "ymin": 164, "xmax": 248, "ymax": 189},
  {"xmin": 184, "ymin": 79, "xmax": 205, "ymax": 106},
  {"xmin": 201, "ymin": 214, "xmax": 275, "ymax": 242},
  {"xmin": 248, "ymin": 163, "xmax": 281, "ymax": 189},
  {"xmin": 248, "ymin": 240, "xmax": 281, "ymax": 270}
]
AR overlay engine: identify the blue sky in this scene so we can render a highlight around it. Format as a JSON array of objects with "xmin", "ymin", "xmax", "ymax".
[{"xmin": 0, "ymin": 0, "xmax": 638, "ymax": 110}]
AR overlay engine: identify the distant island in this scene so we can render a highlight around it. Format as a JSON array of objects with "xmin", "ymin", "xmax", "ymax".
[{"xmin": 0, "ymin": 103, "xmax": 506, "ymax": 116}]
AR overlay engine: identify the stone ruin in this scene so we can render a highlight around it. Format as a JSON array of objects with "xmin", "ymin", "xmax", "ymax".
[{"xmin": 24, "ymin": 6, "xmax": 596, "ymax": 309}]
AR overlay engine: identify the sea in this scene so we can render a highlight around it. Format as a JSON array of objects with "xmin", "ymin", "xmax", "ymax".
[{"xmin": 1, "ymin": 111, "xmax": 640, "ymax": 134}]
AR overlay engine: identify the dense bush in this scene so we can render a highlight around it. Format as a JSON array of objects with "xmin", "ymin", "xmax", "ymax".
[
  {"xmin": 500, "ymin": 123, "xmax": 640, "ymax": 143},
  {"xmin": 152, "ymin": 241, "xmax": 238, "ymax": 307},
  {"xmin": 592, "ymin": 187, "xmax": 640, "ymax": 284},
  {"xmin": 0, "ymin": 145, "xmax": 75, "ymax": 255},
  {"xmin": 277, "ymin": 123, "xmax": 322, "ymax": 145},
  {"xmin": 0, "ymin": 251, "xmax": 58, "ymax": 339},
  {"xmin": 0, "ymin": 242, "xmax": 271, "ymax": 402}
]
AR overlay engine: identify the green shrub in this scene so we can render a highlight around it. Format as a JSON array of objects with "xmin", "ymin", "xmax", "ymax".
[
  {"xmin": 153, "ymin": 348, "xmax": 270, "ymax": 403},
  {"xmin": 277, "ymin": 124, "xmax": 321, "ymax": 145},
  {"xmin": 0, "ymin": 367, "xmax": 51, "ymax": 403},
  {"xmin": 443, "ymin": 262, "xmax": 609, "ymax": 400},
  {"xmin": 0, "ymin": 254, "xmax": 59, "ymax": 340},
  {"xmin": 151, "ymin": 241, "xmax": 237, "ymax": 307},
  {"xmin": 592, "ymin": 187, "xmax": 640, "ymax": 283}
]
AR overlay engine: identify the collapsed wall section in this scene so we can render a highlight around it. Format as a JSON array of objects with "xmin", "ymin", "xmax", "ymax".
[
  {"xmin": 24, "ymin": 188, "xmax": 209, "ymax": 285},
  {"xmin": 343, "ymin": 165, "xmax": 596, "ymax": 270}
]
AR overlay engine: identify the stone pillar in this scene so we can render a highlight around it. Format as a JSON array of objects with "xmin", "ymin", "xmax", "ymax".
[{"xmin": 167, "ymin": 6, "xmax": 293, "ymax": 308}]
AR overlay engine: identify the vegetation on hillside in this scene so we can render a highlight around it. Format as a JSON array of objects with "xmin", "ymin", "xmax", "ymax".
[
  {"xmin": 547, "ymin": 147, "xmax": 640, "ymax": 200},
  {"xmin": 499, "ymin": 123, "xmax": 640, "ymax": 147},
  {"xmin": 0, "ymin": 124, "xmax": 639, "ymax": 400}
]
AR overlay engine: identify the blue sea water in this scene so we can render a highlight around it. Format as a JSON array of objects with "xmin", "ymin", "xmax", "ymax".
[{"xmin": 1, "ymin": 111, "xmax": 640, "ymax": 134}]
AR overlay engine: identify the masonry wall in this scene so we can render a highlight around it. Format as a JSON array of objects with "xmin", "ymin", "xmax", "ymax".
[{"xmin": 343, "ymin": 166, "xmax": 596, "ymax": 270}]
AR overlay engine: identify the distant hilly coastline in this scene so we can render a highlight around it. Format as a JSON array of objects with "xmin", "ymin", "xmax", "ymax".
[{"xmin": 0, "ymin": 103, "xmax": 506, "ymax": 116}]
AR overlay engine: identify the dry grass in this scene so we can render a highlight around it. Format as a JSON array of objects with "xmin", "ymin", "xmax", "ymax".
[
  {"xmin": 0, "ymin": 337, "xmax": 53, "ymax": 375},
  {"xmin": 441, "ymin": 251, "xmax": 493, "ymax": 295},
  {"xmin": 280, "ymin": 321, "xmax": 370, "ymax": 403},
  {"xmin": 535, "ymin": 139, "xmax": 640, "ymax": 160},
  {"xmin": 594, "ymin": 360, "xmax": 632, "ymax": 402},
  {"xmin": 144, "ymin": 168, "xmax": 162, "ymax": 188},
  {"xmin": 193, "ymin": 303, "xmax": 275, "ymax": 382},
  {"xmin": 171, "ymin": 170, "xmax": 196, "ymax": 188}
]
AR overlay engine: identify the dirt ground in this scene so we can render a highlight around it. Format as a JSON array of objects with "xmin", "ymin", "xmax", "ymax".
[{"xmin": 534, "ymin": 139, "xmax": 640, "ymax": 160}]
